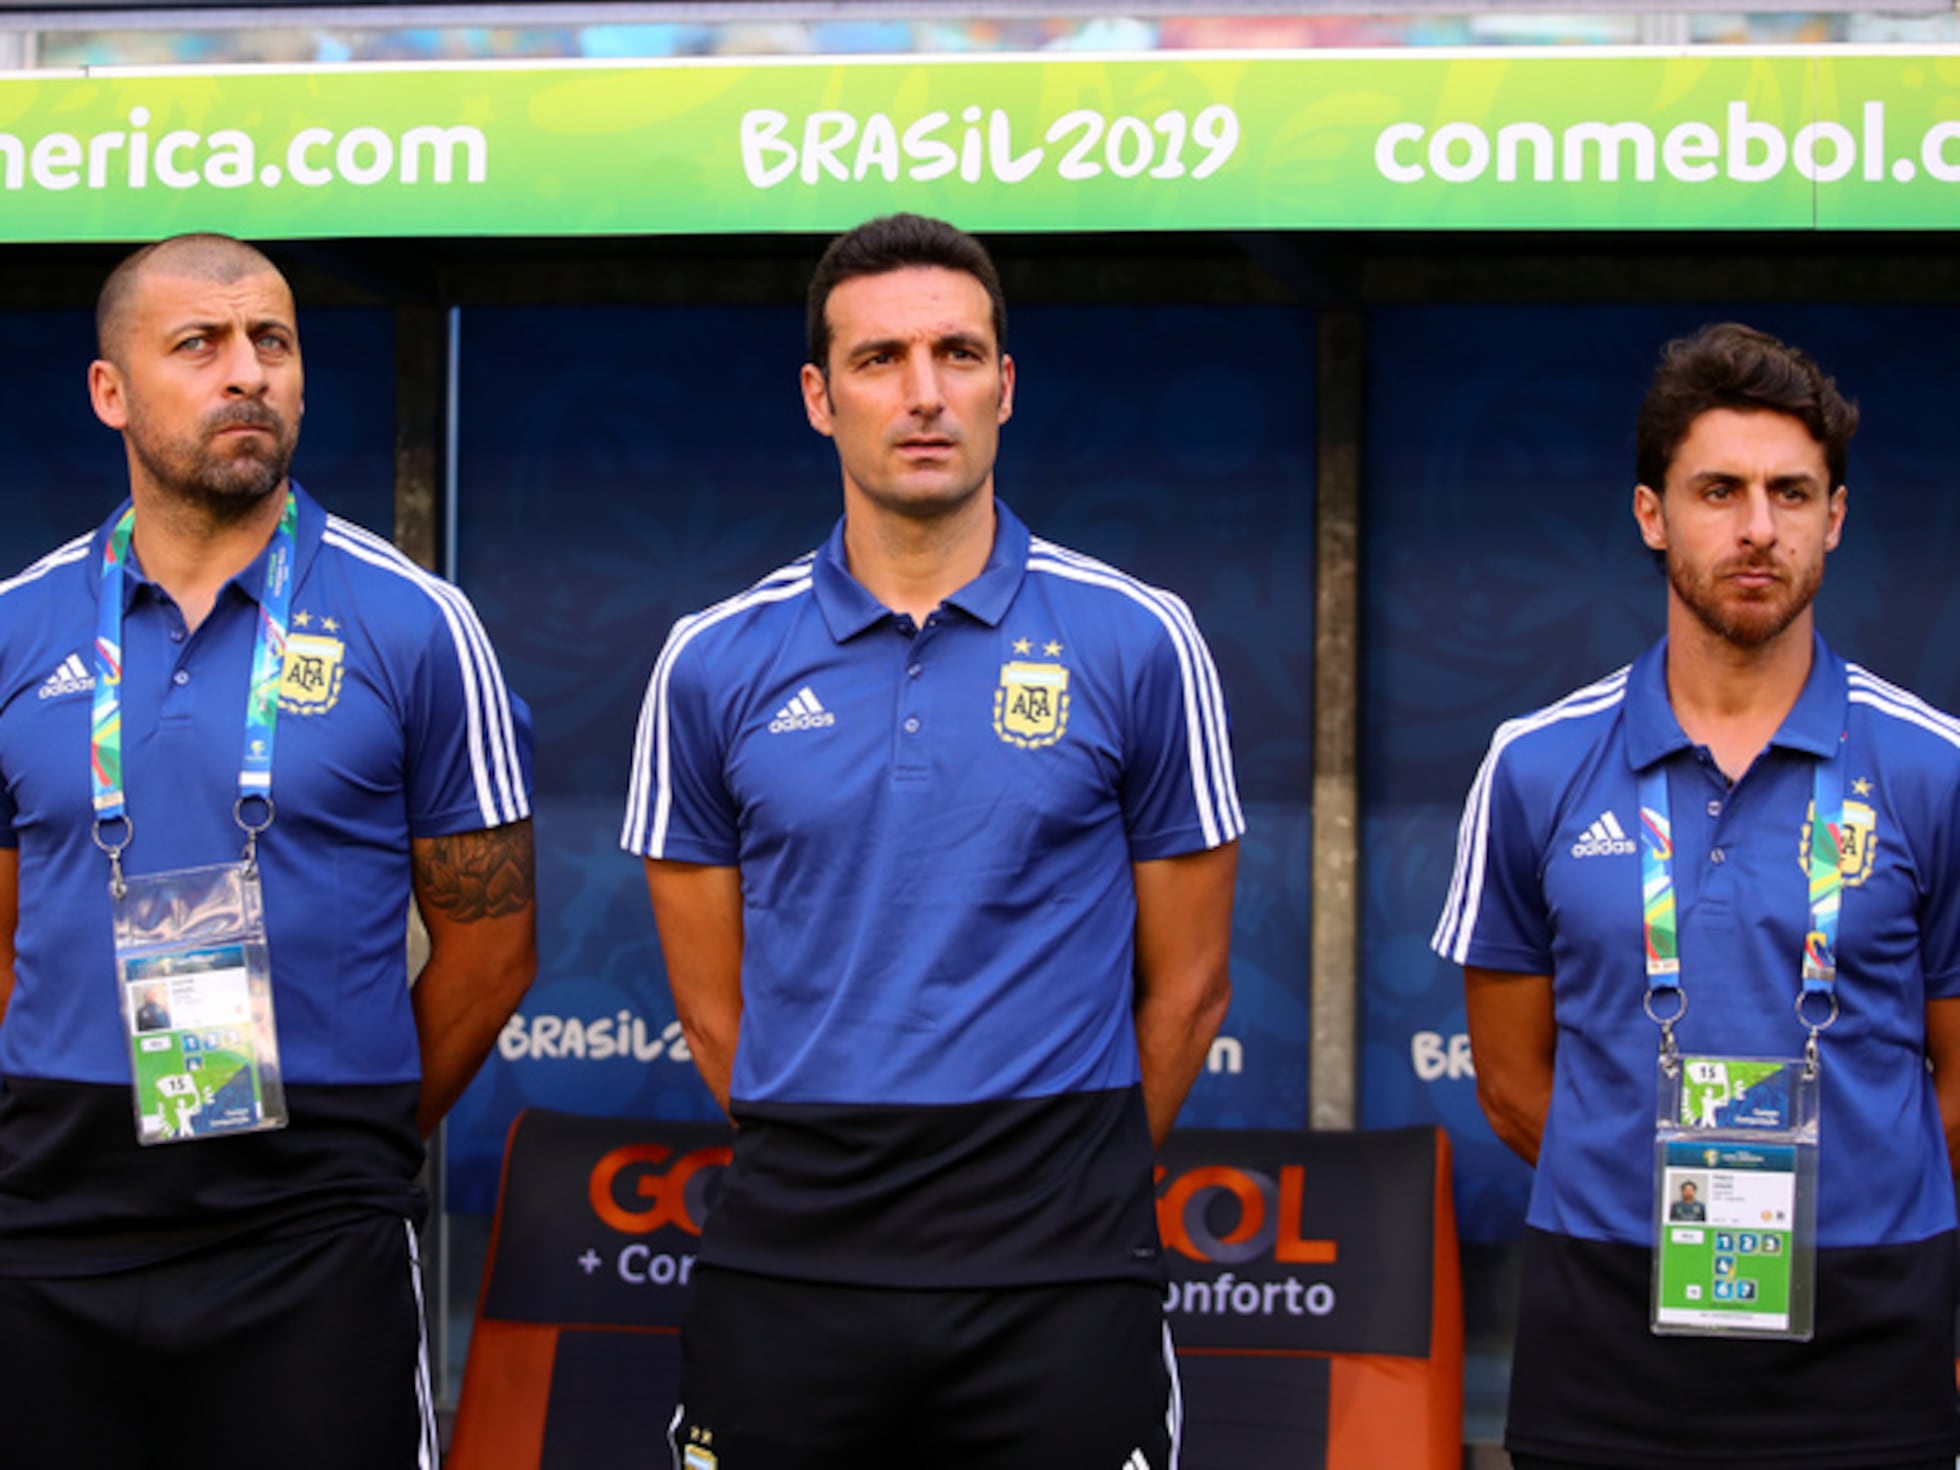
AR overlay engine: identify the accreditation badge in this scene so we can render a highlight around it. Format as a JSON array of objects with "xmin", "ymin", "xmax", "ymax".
[
  {"xmin": 1651, "ymin": 1054, "xmax": 1818, "ymax": 1340},
  {"xmin": 113, "ymin": 861, "xmax": 288, "ymax": 1145}
]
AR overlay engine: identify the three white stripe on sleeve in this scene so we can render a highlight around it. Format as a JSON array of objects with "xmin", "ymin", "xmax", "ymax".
[{"xmin": 323, "ymin": 517, "xmax": 530, "ymax": 830}]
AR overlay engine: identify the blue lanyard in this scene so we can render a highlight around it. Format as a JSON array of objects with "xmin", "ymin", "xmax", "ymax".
[{"xmin": 90, "ymin": 493, "xmax": 299, "ymax": 886}]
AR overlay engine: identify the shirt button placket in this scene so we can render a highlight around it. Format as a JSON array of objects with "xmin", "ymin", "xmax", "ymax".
[{"xmin": 893, "ymin": 630, "xmax": 929, "ymax": 779}]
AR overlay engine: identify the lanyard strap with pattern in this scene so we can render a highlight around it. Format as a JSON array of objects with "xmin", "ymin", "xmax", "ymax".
[
  {"xmin": 1638, "ymin": 753, "xmax": 1844, "ymax": 1074},
  {"xmin": 90, "ymin": 492, "xmax": 299, "ymax": 892}
]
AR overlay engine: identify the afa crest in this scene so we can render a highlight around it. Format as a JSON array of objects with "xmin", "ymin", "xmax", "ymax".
[
  {"xmin": 1800, "ymin": 794, "xmax": 1877, "ymax": 887},
  {"xmin": 279, "ymin": 632, "xmax": 346, "ymax": 714},
  {"xmin": 994, "ymin": 659, "xmax": 1070, "ymax": 749}
]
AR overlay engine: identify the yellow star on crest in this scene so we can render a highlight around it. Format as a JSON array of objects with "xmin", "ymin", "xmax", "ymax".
[
  {"xmin": 292, "ymin": 610, "xmax": 312, "ymax": 628},
  {"xmin": 1043, "ymin": 640, "xmax": 1063, "ymax": 656},
  {"xmin": 322, "ymin": 617, "xmax": 340, "ymax": 633},
  {"xmin": 1852, "ymin": 777, "xmax": 1873, "ymax": 797},
  {"xmin": 1012, "ymin": 638, "xmax": 1032, "ymax": 654}
]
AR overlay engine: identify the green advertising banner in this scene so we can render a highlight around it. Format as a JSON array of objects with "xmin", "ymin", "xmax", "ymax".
[{"xmin": 0, "ymin": 48, "xmax": 1953, "ymax": 240}]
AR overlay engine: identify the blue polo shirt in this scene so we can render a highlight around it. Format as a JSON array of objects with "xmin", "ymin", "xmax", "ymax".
[
  {"xmin": 623, "ymin": 501, "xmax": 1241, "ymax": 1287},
  {"xmin": 0, "ymin": 484, "xmax": 532, "ymax": 1272},
  {"xmin": 1435, "ymin": 633, "xmax": 1959, "ymax": 1251},
  {"xmin": 1434, "ymin": 634, "xmax": 1960, "ymax": 1467}
]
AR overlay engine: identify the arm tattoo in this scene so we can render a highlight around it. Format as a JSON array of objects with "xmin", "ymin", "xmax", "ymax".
[{"xmin": 414, "ymin": 820, "xmax": 535, "ymax": 922}]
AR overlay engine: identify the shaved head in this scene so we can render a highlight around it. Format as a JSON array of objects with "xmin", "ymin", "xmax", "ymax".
[
  {"xmin": 96, "ymin": 233, "xmax": 285, "ymax": 365},
  {"xmin": 89, "ymin": 232, "xmax": 304, "ymax": 526}
]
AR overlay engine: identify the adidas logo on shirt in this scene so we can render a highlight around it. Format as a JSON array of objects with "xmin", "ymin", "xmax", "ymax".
[
  {"xmin": 1571, "ymin": 810, "xmax": 1636, "ymax": 858},
  {"xmin": 768, "ymin": 686, "xmax": 836, "ymax": 734},
  {"xmin": 37, "ymin": 653, "xmax": 94, "ymax": 700},
  {"xmin": 1122, "ymin": 1453, "xmax": 1152, "ymax": 1470}
]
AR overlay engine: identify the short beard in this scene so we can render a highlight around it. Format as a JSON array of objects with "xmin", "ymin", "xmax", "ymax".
[
  {"xmin": 1668, "ymin": 551, "xmax": 1823, "ymax": 650},
  {"xmin": 870, "ymin": 474, "xmax": 987, "ymax": 521},
  {"xmin": 131, "ymin": 402, "xmax": 294, "ymax": 525}
]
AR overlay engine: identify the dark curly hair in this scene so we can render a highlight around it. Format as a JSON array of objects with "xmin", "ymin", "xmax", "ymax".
[{"xmin": 1636, "ymin": 322, "xmax": 1858, "ymax": 492}]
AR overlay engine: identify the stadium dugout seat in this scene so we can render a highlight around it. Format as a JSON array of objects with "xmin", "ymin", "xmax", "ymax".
[
  {"xmin": 449, "ymin": 1109, "xmax": 731, "ymax": 1470},
  {"xmin": 451, "ymin": 1110, "xmax": 1463, "ymax": 1470}
]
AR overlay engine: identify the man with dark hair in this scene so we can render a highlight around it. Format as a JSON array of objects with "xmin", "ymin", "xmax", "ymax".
[
  {"xmin": 0, "ymin": 233, "xmax": 537, "ymax": 1464},
  {"xmin": 1667, "ymin": 1179, "xmax": 1705, "ymax": 1222},
  {"xmin": 803, "ymin": 210, "xmax": 1008, "ymax": 371},
  {"xmin": 626, "ymin": 212, "xmax": 1241, "ymax": 1468},
  {"xmin": 1633, "ymin": 322, "xmax": 1859, "ymax": 493},
  {"xmin": 1435, "ymin": 322, "xmax": 1960, "ymax": 1468}
]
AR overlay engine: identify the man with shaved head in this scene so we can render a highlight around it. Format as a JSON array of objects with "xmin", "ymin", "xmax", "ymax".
[
  {"xmin": 92, "ymin": 235, "xmax": 306, "ymax": 538},
  {"xmin": 0, "ymin": 233, "xmax": 538, "ymax": 1465}
]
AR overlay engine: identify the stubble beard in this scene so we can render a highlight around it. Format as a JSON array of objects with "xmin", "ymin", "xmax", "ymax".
[
  {"xmin": 129, "ymin": 401, "xmax": 296, "ymax": 525},
  {"xmin": 1668, "ymin": 548, "xmax": 1824, "ymax": 651},
  {"xmin": 868, "ymin": 467, "xmax": 987, "ymax": 522}
]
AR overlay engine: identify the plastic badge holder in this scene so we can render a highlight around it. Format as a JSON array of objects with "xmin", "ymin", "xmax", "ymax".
[
  {"xmin": 113, "ymin": 860, "xmax": 288, "ymax": 1145},
  {"xmin": 1651, "ymin": 1053, "xmax": 1817, "ymax": 1341}
]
